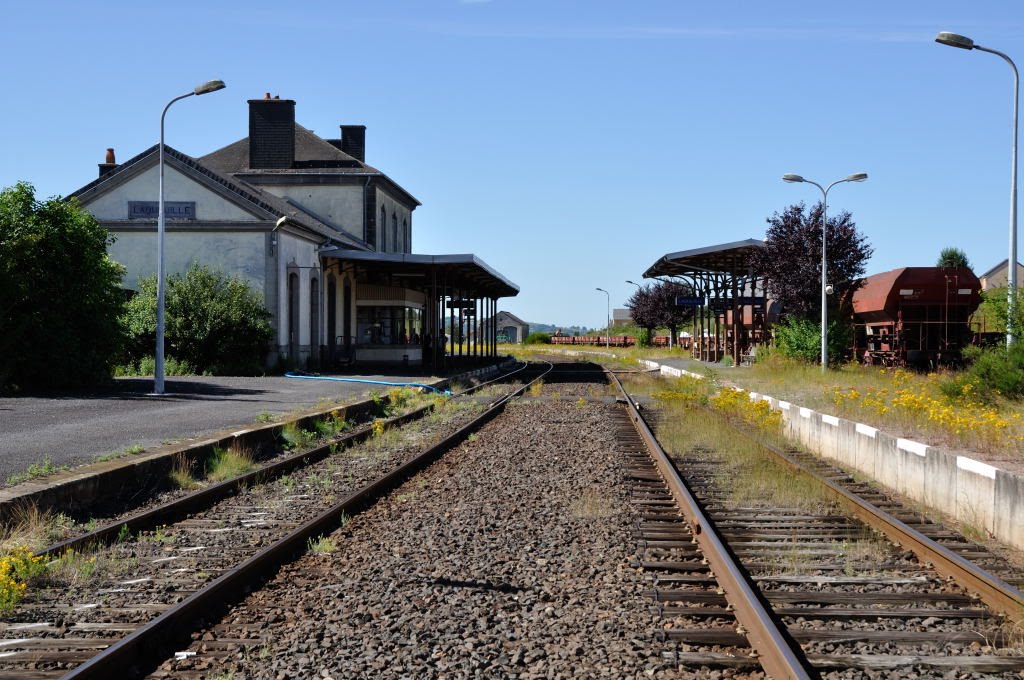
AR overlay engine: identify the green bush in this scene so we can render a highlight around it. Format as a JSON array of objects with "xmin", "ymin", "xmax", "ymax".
[
  {"xmin": 773, "ymin": 316, "xmax": 851, "ymax": 364},
  {"xmin": 121, "ymin": 264, "xmax": 272, "ymax": 375},
  {"xmin": 941, "ymin": 343, "xmax": 1024, "ymax": 401},
  {"xmin": 0, "ymin": 183, "xmax": 126, "ymax": 390},
  {"xmin": 524, "ymin": 332, "xmax": 551, "ymax": 345}
]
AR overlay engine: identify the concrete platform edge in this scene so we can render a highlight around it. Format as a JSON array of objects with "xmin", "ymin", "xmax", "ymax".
[{"xmin": 0, "ymin": 363, "xmax": 506, "ymax": 524}]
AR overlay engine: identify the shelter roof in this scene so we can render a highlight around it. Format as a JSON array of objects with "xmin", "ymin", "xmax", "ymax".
[
  {"xmin": 321, "ymin": 249, "xmax": 519, "ymax": 299},
  {"xmin": 643, "ymin": 238, "xmax": 765, "ymax": 278}
]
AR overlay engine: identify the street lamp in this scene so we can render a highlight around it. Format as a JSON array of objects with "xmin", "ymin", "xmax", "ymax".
[
  {"xmin": 625, "ymin": 279, "xmax": 642, "ymax": 289},
  {"xmin": 154, "ymin": 79, "xmax": 226, "ymax": 395},
  {"xmin": 595, "ymin": 287, "xmax": 610, "ymax": 349},
  {"xmin": 782, "ymin": 172, "xmax": 868, "ymax": 372},
  {"xmin": 936, "ymin": 31, "xmax": 1019, "ymax": 346}
]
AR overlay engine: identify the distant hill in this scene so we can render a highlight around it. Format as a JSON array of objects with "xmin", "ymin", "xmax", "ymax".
[{"xmin": 527, "ymin": 322, "xmax": 596, "ymax": 336}]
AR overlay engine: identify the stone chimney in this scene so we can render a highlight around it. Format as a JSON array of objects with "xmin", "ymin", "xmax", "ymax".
[
  {"xmin": 339, "ymin": 125, "xmax": 366, "ymax": 163},
  {"xmin": 98, "ymin": 148, "xmax": 117, "ymax": 178},
  {"xmin": 248, "ymin": 93, "xmax": 296, "ymax": 169}
]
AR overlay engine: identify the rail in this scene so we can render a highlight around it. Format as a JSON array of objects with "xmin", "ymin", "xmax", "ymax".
[{"xmin": 606, "ymin": 369, "xmax": 816, "ymax": 680}]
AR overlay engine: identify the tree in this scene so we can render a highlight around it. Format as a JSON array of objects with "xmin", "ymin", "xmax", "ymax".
[
  {"xmin": 0, "ymin": 182, "xmax": 125, "ymax": 390},
  {"xmin": 753, "ymin": 202, "xmax": 873, "ymax": 321},
  {"xmin": 936, "ymin": 247, "xmax": 972, "ymax": 270},
  {"xmin": 122, "ymin": 264, "xmax": 273, "ymax": 375},
  {"xmin": 626, "ymin": 280, "xmax": 694, "ymax": 344}
]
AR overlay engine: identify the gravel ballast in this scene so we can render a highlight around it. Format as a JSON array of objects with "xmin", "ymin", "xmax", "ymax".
[{"xmin": 162, "ymin": 393, "xmax": 682, "ymax": 678}]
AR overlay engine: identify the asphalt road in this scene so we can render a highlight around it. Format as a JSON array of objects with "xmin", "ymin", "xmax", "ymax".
[{"xmin": 0, "ymin": 373, "xmax": 442, "ymax": 484}]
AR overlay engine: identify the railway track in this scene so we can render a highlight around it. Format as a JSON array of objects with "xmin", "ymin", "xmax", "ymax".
[
  {"xmin": 613, "ymin": 370, "xmax": 1024, "ymax": 677},
  {"xmin": 0, "ymin": 362, "xmax": 545, "ymax": 679},
  {"xmin": 3, "ymin": 360, "xmax": 1023, "ymax": 677}
]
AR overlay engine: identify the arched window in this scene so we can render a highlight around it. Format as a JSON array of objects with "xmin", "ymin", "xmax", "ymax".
[
  {"xmin": 310, "ymin": 277, "xmax": 320, "ymax": 364},
  {"xmin": 380, "ymin": 205, "xmax": 387, "ymax": 251},
  {"xmin": 391, "ymin": 212, "xmax": 398, "ymax": 254},
  {"xmin": 403, "ymin": 219, "xmax": 409, "ymax": 253}
]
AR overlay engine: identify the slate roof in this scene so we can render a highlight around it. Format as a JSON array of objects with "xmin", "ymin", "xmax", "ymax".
[
  {"xmin": 200, "ymin": 124, "xmax": 421, "ymax": 208},
  {"xmin": 67, "ymin": 144, "xmax": 370, "ymax": 250}
]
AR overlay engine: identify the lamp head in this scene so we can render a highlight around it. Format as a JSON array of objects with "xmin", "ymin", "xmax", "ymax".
[
  {"xmin": 846, "ymin": 172, "xmax": 868, "ymax": 182},
  {"xmin": 935, "ymin": 32, "xmax": 974, "ymax": 50},
  {"xmin": 194, "ymin": 79, "xmax": 227, "ymax": 95},
  {"xmin": 782, "ymin": 173, "xmax": 805, "ymax": 183}
]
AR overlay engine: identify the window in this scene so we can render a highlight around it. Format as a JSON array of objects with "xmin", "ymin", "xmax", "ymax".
[
  {"xmin": 380, "ymin": 206, "xmax": 387, "ymax": 251},
  {"xmin": 403, "ymin": 219, "xmax": 409, "ymax": 253},
  {"xmin": 391, "ymin": 213, "xmax": 398, "ymax": 254},
  {"xmin": 356, "ymin": 306, "xmax": 424, "ymax": 345}
]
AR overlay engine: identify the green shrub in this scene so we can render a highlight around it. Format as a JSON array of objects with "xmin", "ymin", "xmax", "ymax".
[
  {"xmin": 524, "ymin": 332, "xmax": 551, "ymax": 345},
  {"xmin": 121, "ymin": 264, "xmax": 272, "ymax": 375},
  {"xmin": 942, "ymin": 343, "xmax": 1024, "ymax": 401},
  {"xmin": 0, "ymin": 183, "xmax": 126, "ymax": 390},
  {"xmin": 773, "ymin": 316, "xmax": 851, "ymax": 364}
]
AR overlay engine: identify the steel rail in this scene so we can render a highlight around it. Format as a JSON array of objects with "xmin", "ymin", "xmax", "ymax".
[
  {"xmin": 40, "ymin": 360, "xmax": 531, "ymax": 559},
  {"xmin": 607, "ymin": 370, "xmax": 817, "ymax": 680},
  {"xmin": 758, "ymin": 440, "xmax": 1024, "ymax": 626},
  {"xmin": 61, "ymin": 361, "xmax": 553, "ymax": 679}
]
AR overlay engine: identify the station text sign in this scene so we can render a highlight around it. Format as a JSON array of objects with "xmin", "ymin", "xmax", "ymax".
[{"xmin": 129, "ymin": 201, "xmax": 196, "ymax": 220}]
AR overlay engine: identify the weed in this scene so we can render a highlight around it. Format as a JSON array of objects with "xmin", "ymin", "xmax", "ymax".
[
  {"xmin": 371, "ymin": 419, "xmax": 386, "ymax": 438},
  {"xmin": 576, "ymin": 397, "xmax": 587, "ymax": 408},
  {"xmin": 0, "ymin": 507, "xmax": 75, "ymax": 552},
  {"xmin": 278, "ymin": 475, "xmax": 298, "ymax": 492},
  {"xmin": 339, "ymin": 511, "xmax": 350, "ymax": 528},
  {"xmin": 116, "ymin": 524, "xmax": 131, "ymax": 543},
  {"xmin": 170, "ymin": 454, "xmax": 199, "ymax": 490},
  {"xmin": 571, "ymin": 487, "xmax": 618, "ymax": 518},
  {"xmin": 307, "ymin": 535, "xmax": 336, "ymax": 554},
  {"xmin": 280, "ymin": 423, "xmax": 316, "ymax": 451},
  {"xmin": 6, "ymin": 459, "xmax": 69, "ymax": 486},
  {"xmin": 396, "ymin": 493, "xmax": 414, "ymax": 503},
  {"xmin": 467, "ymin": 434, "xmax": 478, "ymax": 443},
  {"xmin": 254, "ymin": 411, "xmax": 276, "ymax": 424},
  {"xmin": 48, "ymin": 549, "xmax": 102, "ymax": 586},
  {"xmin": 528, "ymin": 380, "xmax": 544, "ymax": 397},
  {"xmin": 94, "ymin": 444, "xmax": 146, "ymax": 463},
  {"xmin": 205, "ymin": 446, "xmax": 255, "ymax": 482},
  {"xmin": 0, "ymin": 546, "xmax": 46, "ymax": 612}
]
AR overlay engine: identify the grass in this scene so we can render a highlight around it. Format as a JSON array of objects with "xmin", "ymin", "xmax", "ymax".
[
  {"xmin": 280, "ymin": 423, "xmax": 317, "ymax": 451},
  {"xmin": 169, "ymin": 455, "xmax": 199, "ymax": 490},
  {"xmin": 93, "ymin": 443, "xmax": 145, "ymax": 463},
  {"xmin": 307, "ymin": 534, "xmax": 336, "ymax": 554},
  {"xmin": 6, "ymin": 459, "xmax": 70, "ymax": 486},
  {"xmin": 571, "ymin": 487, "xmax": 619, "ymax": 518},
  {"xmin": 652, "ymin": 391, "xmax": 835, "ymax": 514},
  {"xmin": 0, "ymin": 507, "xmax": 76, "ymax": 553},
  {"xmin": 205, "ymin": 446, "xmax": 256, "ymax": 482}
]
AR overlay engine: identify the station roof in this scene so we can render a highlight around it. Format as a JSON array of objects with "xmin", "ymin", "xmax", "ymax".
[
  {"xmin": 320, "ymin": 249, "xmax": 520, "ymax": 299},
  {"xmin": 643, "ymin": 238, "xmax": 765, "ymax": 278}
]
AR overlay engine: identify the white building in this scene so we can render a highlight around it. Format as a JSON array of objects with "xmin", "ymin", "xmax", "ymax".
[{"xmin": 69, "ymin": 94, "xmax": 517, "ymax": 368}]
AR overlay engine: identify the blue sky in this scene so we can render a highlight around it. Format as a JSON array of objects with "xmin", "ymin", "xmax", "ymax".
[{"xmin": 3, "ymin": 1, "xmax": 1022, "ymax": 328}]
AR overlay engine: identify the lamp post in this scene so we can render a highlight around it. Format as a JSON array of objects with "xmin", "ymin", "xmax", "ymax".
[
  {"xmin": 154, "ymin": 79, "xmax": 226, "ymax": 395},
  {"xmin": 595, "ymin": 287, "xmax": 610, "ymax": 349},
  {"xmin": 782, "ymin": 172, "xmax": 868, "ymax": 372},
  {"xmin": 936, "ymin": 32, "xmax": 1019, "ymax": 346}
]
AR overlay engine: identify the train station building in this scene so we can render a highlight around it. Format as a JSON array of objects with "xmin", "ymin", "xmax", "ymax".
[{"xmin": 68, "ymin": 94, "xmax": 518, "ymax": 370}]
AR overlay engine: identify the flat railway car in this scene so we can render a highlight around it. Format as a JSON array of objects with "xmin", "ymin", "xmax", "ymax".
[{"xmin": 851, "ymin": 266, "xmax": 981, "ymax": 368}]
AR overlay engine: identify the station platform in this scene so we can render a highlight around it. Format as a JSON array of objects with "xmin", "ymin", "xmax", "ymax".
[{"xmin": 0, "ymin": 372, "xmax": 451, "ymax": 484}]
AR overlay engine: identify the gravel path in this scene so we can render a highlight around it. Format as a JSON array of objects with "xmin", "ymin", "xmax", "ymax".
[{"xmin": 159, "ymin": 391, "xmax": 684, "ymax": 678}]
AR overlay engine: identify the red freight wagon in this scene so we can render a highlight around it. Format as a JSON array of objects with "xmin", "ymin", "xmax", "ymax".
[{"xmin": 851, "ymin": 267, "xmax": 981, "ymax": 368}]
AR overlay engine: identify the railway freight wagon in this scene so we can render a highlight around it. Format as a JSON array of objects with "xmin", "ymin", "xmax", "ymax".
[{"xmin": 851, "ymin": 266, "xmax": 981, "ymax": 368}]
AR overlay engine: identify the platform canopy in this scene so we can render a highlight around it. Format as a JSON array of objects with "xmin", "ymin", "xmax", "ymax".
[
  {"xmin": 320, "ymin": 248, "xmax": 519, "ymax": 299},
  {"xmin": 643, "ymin": 238, "xmax": 765, "ymax": 278}
]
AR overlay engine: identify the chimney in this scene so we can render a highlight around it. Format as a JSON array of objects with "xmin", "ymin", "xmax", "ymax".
[
  {"xmin": 98, "ymin": 148, "xmax": 117, "ymax": 178},
  {"xmin": 248, "ymin": 95, "xmax": 296, "ymax": 169},
  {"xmin": 339, "ymin": 125, "xmax": 366, "ymax": 163}
]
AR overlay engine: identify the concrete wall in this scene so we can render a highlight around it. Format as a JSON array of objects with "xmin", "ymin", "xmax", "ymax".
[
  {"xmin": 88, "ymin": 164, "xmax": 254, "ymax": 222},
  {"xmin": 263, "ymin": 184, "xmax": 364, "ymax": 242},
  {"xmin": 109, "ymin": 231, "xmax": 266, "ymax": 293},
  {"xmin": 639, "ymin": 359, "xmax": 1024, "ymax": 551}
]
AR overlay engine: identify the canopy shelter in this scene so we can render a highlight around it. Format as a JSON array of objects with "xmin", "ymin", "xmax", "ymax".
[
  {"xmin": 643, "ymin": 239, "xmax": 767, "ymax": 365},
  {"xmin": 320, "ymin": 248, "xmax": 519, "ymax": 369}
]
